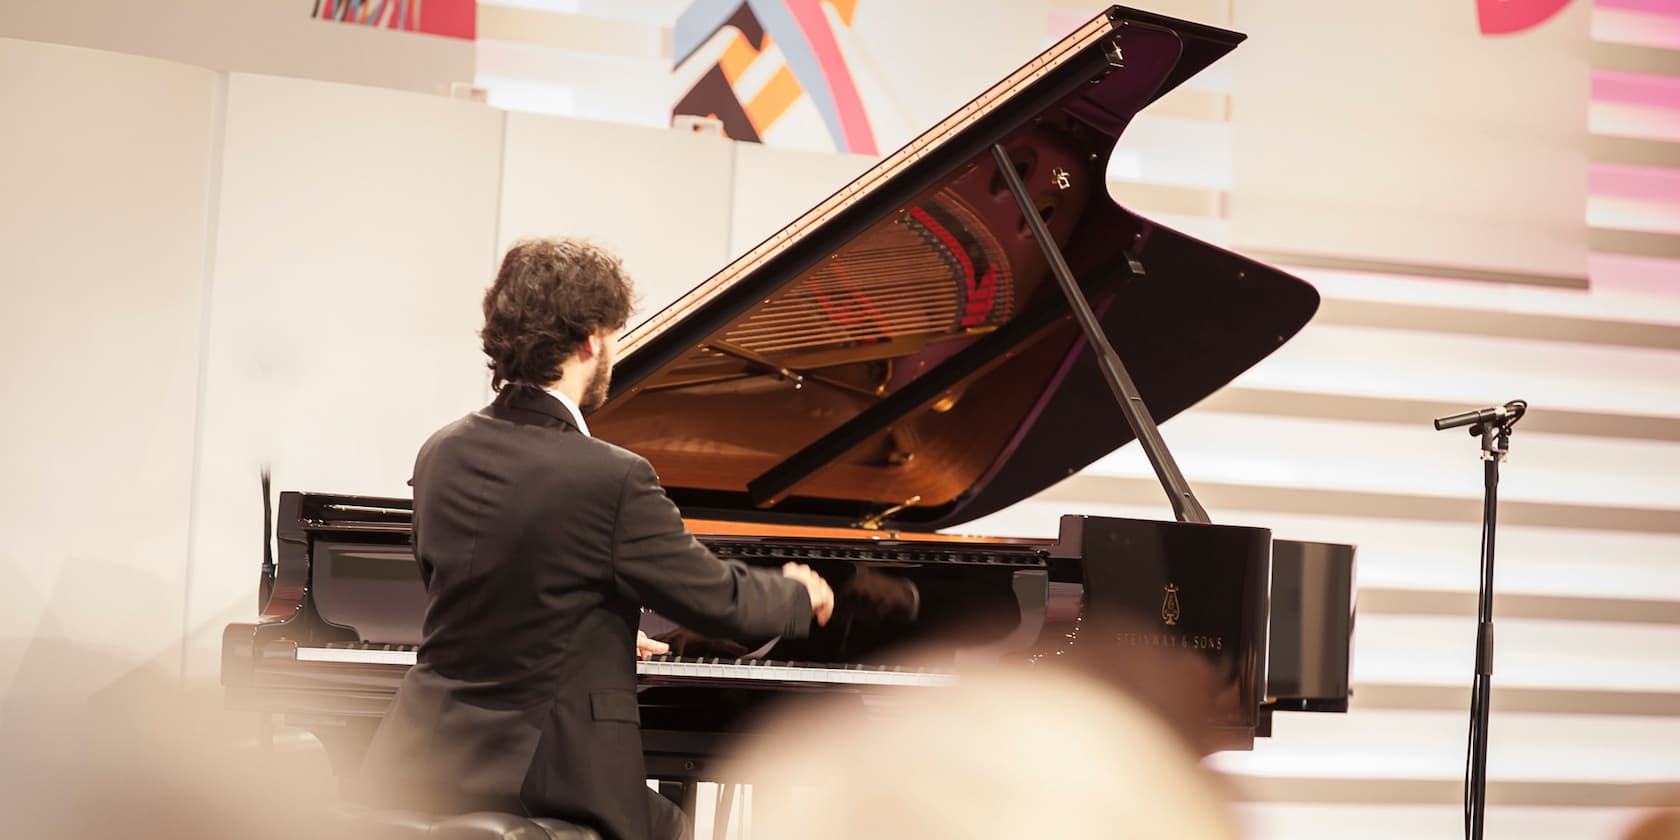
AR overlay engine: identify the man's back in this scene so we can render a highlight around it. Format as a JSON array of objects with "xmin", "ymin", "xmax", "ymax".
[
  {"xmin": 361, "ymin": 387, "xmax": 815, "ymax": 840},
  {"xmin": 410, "ymin": 391, "xmax": 636, "ymax": 694}
]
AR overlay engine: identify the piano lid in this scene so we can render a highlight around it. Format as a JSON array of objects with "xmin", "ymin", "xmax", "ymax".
[{"xmin": 589, "ymin": 5, "xmax": 1319, "ymax": 532}]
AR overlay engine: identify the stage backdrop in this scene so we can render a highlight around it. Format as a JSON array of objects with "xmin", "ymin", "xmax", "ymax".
[{"xmin": 3, "ymin": 0, "xmax": 1680, "ymax": 837}]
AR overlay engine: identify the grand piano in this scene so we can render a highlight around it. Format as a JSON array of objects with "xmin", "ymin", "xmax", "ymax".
[{"xmin": 223, "ymin": 2, "xmax": 1356, "ymax": 793}]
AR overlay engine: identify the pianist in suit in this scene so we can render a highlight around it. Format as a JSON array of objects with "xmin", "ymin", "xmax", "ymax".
[{"xmin": 358, "ymin": 238, "xmax": 836, "ymax": 840}]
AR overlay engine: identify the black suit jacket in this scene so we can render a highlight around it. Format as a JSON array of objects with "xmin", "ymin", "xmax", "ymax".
[{"xmin": 360, "ymin": 387, "xmax": 813, "ymax": 840}]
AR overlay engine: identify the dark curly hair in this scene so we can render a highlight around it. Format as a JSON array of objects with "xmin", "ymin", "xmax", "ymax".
[{"xmin": 480, "ymin": 238, "xmax": 636, "ymax": 392}]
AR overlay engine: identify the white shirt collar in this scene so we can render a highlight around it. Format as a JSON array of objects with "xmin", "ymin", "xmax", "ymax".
[{"xmin": 543, "ymin": 387, "xmax": 590, "ymax": 437}]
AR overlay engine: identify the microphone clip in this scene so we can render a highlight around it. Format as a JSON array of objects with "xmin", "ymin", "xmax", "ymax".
[
  {"xmin": 1432, "ymin": 400, "xmax": 1527, "ymax": 435},
  {"xmin": 1433, "ymin": 400, "xmax": 1527, "ymax": 463}
]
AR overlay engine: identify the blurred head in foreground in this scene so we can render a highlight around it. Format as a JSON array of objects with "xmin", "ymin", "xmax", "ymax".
[
  {"xmin": 721, "ymin": 661, "xmax": 1240, "ymax": 840},
  {"xmin": 1625, "ymin": 812, "xmax": 1680, "ymax": 840},
  {"xmin": 1622, "ymin": 787, "xmax": 1680, "ymax": 840}
]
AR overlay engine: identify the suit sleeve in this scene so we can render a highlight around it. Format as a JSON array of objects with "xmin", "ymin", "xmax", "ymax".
[{"xmin": 611, "ymin": 457, "xmax": 813, "ymax": 640}]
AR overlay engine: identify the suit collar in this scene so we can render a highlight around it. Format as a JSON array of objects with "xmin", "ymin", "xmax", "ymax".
[
  {"xmin": 542, "ymin": 387, "xmax": 590, "ymax": 436},
  {"xmin": 490, "ymin": 386, "xmax": 582, "ymax": 433}
]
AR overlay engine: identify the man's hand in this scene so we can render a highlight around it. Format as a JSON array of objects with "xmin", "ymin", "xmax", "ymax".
[
  {"xmin": 782, "ymin": 562, "xmax": 834, "ymax": 626},
  {"xmin": 843, "ymin": 565, "xmax": 919, "ymax": 624},
  {"xmin": 652, "ymin": 627, "xmax": 750, "ymax": 659},
  {"xmin": 636, "ymin": 630, "xmax": 669, "ymax": 660}
]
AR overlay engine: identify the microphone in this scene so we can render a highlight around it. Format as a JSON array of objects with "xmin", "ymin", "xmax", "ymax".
[{"xmin": 1433, "ymin": 400, "xmax": 1527, "ymax": 432}]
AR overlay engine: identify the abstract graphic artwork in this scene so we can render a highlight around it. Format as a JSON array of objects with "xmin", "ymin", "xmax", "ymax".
[
  {"xmin": 309, "ymin": 0, "xmax": 476, "ymax": 41},
  {"xmin": 672, "ymin": 0, "xmax": 877, "ymax": 154},
  {"xmin": 1475, "ymin": 0, "xmax": 1576, "ymax": 35}
]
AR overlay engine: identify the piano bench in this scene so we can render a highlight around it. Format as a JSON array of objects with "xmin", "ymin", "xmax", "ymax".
[{"xmin": 331, "ymin": 805, "xmax": 602, "ymax": 840}]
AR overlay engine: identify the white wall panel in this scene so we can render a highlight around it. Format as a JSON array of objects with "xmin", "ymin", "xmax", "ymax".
[
  {"xmin": 1592, "ymin": 100, "xmax": 1680, "ymax": 144},
  {"xmin": 1108, "ymin": 114, "xmax": 1232, "ymax": 189},
  {"xmin": 1235, "ymin": 323, "xmax": 1680, "ymax": 417},
  {"xmin": 1259, "ymin": 514, "xmax": 1680, "ymax": 605},
  {"xmin": 477, "ymin": 39, "xmax": 674, "ymax": 127},
  {"xmin": 1592, "ymin": 194, "xmax": 1680, "ymax": 235},
  {"xmin": 1213, "ymin": 708, "xmax": 1680, "ymax": 781},
  {"xmin": 498, "ymin": 113, "xmax": 736, "ymax": 330},
  {"xmin": 180, "ymin": 73, "xmax": 504, "ymax": 680},
  {"xmin": 1355, "ymin": 614, "xmax": 1680, "ymax": 694},
  {"xmin": 964, "ymin": 497, "xmax": 1680, "ymax": 606},
  {"xmin": 1090, "ymin": 413, "xmax": 1680, "ymax": 510},
  {"xmin": 728, "ymin": 142, "xmax": 877, "ymax": 259},
  {"xmin": 1300, "ymin": 259, "xmax": 1680, "ymax": 327},
  {"xmin": 1229, "ymin": 0, "xmax": 1591, "ymax": 281},
  {"xmin": 0, "ymin": 39, "xmax": 214, "ymax": 710},
  {"xmin": 847, "ymin": 0, "xmax": 1045, "ymax": 152},
  {"xmin": 1592, "ymin": 3, "xmax": 1680, "ymax": 49},
  {"xmin": 1235, "ymin": 804, "xmax": 1640, "ymax": 840}
]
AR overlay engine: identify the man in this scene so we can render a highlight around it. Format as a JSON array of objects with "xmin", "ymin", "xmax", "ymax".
[{"xmin": 359, "ymin": 238, "xmax": 834, "ymax": 840}]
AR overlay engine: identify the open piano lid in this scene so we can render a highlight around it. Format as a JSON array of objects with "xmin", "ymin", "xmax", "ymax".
[{"xmin": 589, "ymin": 5, "xmax": 1318, "ymax": 532}]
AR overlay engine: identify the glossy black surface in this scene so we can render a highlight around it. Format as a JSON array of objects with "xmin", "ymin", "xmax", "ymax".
[
  {"xmin": 223, "ymin": 494, "xmax": 1294, "ymax": 776},
  {"xmin": 220, "ymin": 4, "xmax": 1357, "ymax": 786}
]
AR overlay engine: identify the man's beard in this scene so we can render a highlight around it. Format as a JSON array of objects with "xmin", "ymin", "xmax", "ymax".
[{"xmin": 580, "ymin": 349, "xmax": 613, "ymax": 413}]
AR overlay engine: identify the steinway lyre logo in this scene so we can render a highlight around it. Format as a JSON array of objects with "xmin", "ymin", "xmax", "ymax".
[{"xmin": 1161, "ymin": 583, "xmax": 1181, "ymax": 626}]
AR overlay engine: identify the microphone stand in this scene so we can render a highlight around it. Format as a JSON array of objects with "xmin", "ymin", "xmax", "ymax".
[{"xmin": 1434, "ymin": 400, "xmax": 1526, "ymax": 840}]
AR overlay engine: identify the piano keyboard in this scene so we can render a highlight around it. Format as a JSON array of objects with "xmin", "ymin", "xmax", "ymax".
[{"xmin": 293, "ymin": 645, "xmax": 958, "ymax": 689}]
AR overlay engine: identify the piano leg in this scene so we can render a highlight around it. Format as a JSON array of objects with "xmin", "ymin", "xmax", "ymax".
[
  {"xmin": 648, "ymin": 783, "xmax": 696, "ymax": 840},
  {"xmin": 301, "ymin": 718, "xmax": 380, "ymax": 779},
  {"xmin": 713, "ymin": 784, "xmax": 739, "ymax": 839},
  {"xmin": 658, "ymin": 780, "xmax": 697, "ymax": 818}
]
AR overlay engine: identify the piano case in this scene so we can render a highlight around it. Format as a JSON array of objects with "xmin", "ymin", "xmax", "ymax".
[{"xmin": 222, "ymin": 4, "xmax": 1356, "ymax": 781}]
